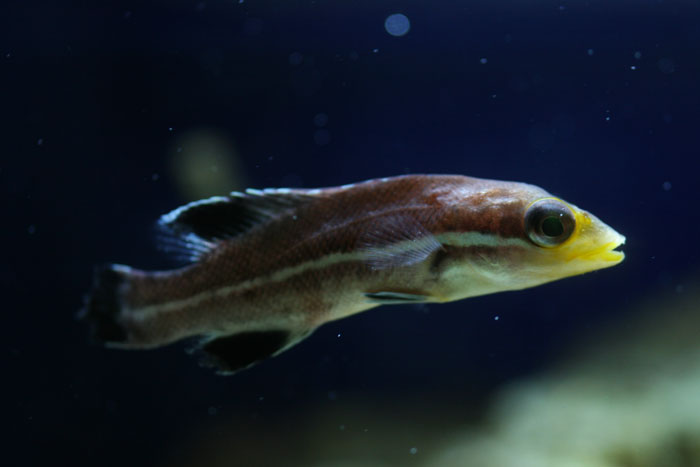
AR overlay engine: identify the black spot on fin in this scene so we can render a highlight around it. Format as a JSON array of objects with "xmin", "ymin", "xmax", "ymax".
[
  {"xmin": 156, "ymin": 188, "xmax": 317, "ymax": 261},
  {"xmin": 360, "ymin": 214, "xmax": 443, "ymax": 270},
  {"xmin": 364, "ymin": 291, "xmax": 429, "ymax": 304},
  {"xmin": 197, "ymin": 329, "xmax": 311, "ymax": 375}
]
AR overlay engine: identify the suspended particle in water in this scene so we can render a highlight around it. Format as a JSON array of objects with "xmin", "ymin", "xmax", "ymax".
[
  {"xmin": 479, "ymin": 57, "xmax": 488, "ymax": 64},
  {"xmin": 409, "ymin": 447, "xmax": 418, "ymax": 455},
  {"xmin": 314, "ymin": 129, "xmax": 331, "ymax": 146},
  {"xmin": 587, "ymin": 48, "xmax": 594, "ymax": 56},
  {"xmin": 242, "ymin": 17, "xmax": 263, "ymax": 36},
  {"xmin": 313, "ymin": 112, "xmax": 328, "ymax": 127},
  {"xmin": 634, "ymin": 51, "xmax": 642, "ymax": 60},
  {"xmin": 657, "ymin": 57, "xmax": 675, "ymax": 74},
  {"xmin": 662, "ymin": 181, "xmax": 672, "ymax": 191},
  {"xmin": 384, "ymin": 13, "xmax": 410, "ymax": 37},
  {"xmin": 289, "ymin": 51, "xmax": 303, "ymax": 66}
]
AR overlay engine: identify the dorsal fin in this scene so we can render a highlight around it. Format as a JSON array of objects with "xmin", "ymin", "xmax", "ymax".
[{"xmin": 156, "ymin": 188, "xmax": 317, "ymax": 261}]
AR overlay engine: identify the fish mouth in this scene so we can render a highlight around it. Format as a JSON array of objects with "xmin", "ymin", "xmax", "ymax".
[{"xmin": 576, "ymin": 236, "xmax": 626, "ymax": 263}]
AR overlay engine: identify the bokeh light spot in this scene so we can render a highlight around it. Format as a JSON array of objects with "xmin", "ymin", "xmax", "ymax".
[{"xmin": 384, "ymin": 13, "xmax": 410, "ymax": 37}]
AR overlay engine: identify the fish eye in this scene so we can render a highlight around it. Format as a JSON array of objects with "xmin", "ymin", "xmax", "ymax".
[{"xmin": 524, "ymin": 198, "xmax": 576, "ymax": 248}]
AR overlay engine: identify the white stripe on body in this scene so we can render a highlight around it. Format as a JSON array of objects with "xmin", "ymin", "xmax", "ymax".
[{"xmin": 130, "ymin": 232, "xmax": 530, "ymax": 319}]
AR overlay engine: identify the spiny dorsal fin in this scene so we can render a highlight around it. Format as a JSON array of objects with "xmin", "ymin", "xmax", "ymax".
[{"xmin": 156, "ymin": 188, "xmax": 318, "ymax": 261}]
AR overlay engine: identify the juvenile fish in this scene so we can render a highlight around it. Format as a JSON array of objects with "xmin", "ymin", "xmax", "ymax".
[{"xmin": 82, "ymin": 174, "xmax": 625, "ymax": 374}]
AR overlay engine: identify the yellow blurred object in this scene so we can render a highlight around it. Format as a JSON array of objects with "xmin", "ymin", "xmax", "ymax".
[{"xmin": 169, "ymin": 128, "xmax": 247, "ymax": 200}]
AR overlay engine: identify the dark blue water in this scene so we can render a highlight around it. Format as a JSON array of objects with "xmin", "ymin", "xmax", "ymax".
[{"xmin": 6, "ymin": 1, "xmax": 700, "ymax": 465}]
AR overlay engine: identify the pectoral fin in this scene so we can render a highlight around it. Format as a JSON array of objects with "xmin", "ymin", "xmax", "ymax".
[
  {"xmin": 197, "ymin": 329, "xmax": 312, "ymax": 375},
  {"xmin": 364, "ymin": 291, "xmax": 430, "ymax": 304},
  {"xmin": 360, "ymin": 214, "xmax": 443, "ymax": 271}
]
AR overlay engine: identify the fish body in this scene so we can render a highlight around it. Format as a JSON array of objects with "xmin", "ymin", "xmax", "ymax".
[{"xmin": 83, "ymin": 174, "xmax": 625, "ymax": 374}]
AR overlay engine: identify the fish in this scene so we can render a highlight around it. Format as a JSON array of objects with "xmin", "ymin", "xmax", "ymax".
[{"xmin": 81, "ymin": 174, "xmax": 625, "ymax": 375}]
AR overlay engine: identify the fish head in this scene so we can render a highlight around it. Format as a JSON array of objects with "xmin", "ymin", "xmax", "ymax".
[
  {"xmin": 437, "ymin": 180, "xmax": 626, "ymax": 299},
  {"xmin": 513, "ymin": 196, "xmax": 626, "ymax": 284}
]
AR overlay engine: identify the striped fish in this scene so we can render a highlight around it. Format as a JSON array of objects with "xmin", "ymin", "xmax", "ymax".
[{"xmin": 82, "ymin": 174, "xmax": 625, "ymax": 374}]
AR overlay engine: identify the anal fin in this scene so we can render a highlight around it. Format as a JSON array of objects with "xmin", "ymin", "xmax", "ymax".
[{"xmin": 197, "ymin": 329, "xmax": 310, "ymax": 375}]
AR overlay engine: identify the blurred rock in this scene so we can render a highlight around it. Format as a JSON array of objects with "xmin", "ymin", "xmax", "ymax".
[{"xmin": 429, "ymin": 281, "xmax": 700, "ymax": 467}]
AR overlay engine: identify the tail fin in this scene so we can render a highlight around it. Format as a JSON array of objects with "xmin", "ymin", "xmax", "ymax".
[{"xmin": 80, "ymin": 264, "xmax": 131, "ymax": 344}]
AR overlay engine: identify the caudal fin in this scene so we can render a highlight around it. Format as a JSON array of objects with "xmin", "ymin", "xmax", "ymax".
[{"xmin": 80, "ymin": 264, "xmax": 131, "ymax": 344}]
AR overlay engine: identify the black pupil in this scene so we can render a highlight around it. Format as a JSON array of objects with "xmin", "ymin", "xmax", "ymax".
[{"xmin": 541, "ymin": 216, "xmax": 564, "ymax": 237}]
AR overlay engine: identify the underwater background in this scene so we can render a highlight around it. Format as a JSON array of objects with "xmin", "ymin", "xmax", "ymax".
[{"xmin": 6, "ymin": 0, "xmax": 700, "ymax": 466}]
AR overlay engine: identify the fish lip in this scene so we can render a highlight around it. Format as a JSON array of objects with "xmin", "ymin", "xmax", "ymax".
[{"xmin": 576, "ymin": 236, "xmax": 626, "ymax": 263}]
